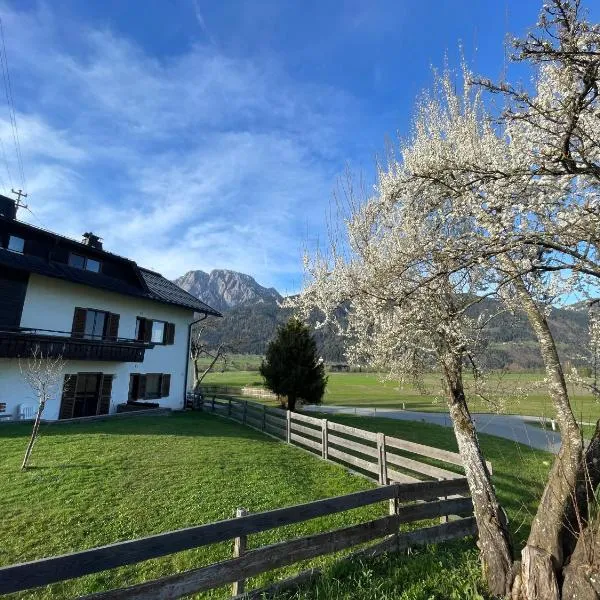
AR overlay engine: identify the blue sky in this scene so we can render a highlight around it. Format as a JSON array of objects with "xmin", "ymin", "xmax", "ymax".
[{"xmin": 2, "ymin": 0, "xmax": 599, "ymax": 293}]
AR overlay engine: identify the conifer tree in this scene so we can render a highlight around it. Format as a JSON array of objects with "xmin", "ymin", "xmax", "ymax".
[{"xmin": 260, "ymin": 317, "xmax": 327, "ymax": 411}]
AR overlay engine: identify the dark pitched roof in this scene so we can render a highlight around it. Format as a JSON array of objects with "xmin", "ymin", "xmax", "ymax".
[
  {"xmin": 140, "ymin": 269, "xmax": 222, "ymax": 316},
  {"xmin": 0, "ymin": 214, "xmax": 222, "ymax": 317}
]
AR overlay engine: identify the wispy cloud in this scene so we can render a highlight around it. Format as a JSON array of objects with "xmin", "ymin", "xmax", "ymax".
[{"xmin": 0, "ymin": 2, "xmax": 360, "ymax": 290}]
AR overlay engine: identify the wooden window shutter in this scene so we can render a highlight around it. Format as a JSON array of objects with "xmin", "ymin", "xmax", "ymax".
[
  {"xmin": 160, "ymin": 373, "xmax": 171, "ymax": 397},
  {"xmin": 128, "ymin": 374, "xmax": 140, "ymax": 401},
  {"xmin": 138, "ymin": 374, "xmax": 147, "ymax": 399},
  {"xmin": 71, "ymin": 308, "xmax": 87, "ymax": 338},
  {"xmin": 142, "ymin": 319, "xmax": 153, "ymax": 343},
  {"xmin": 97, "ymin": 375, "xmax": 113, "ymax": 415},
  {"xmin": 106, "ymin": 313, "xmax": 120, "ymax": 340},
  {"xmin": 59, "ymin": 375, "xmax": 77, "ymax": 419},
  {"xmin": 165, "ymin": 322, "xmax": 175, "ymax": 345}
]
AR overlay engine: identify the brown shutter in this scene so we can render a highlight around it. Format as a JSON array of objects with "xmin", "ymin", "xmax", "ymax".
[
  {"xmin": 71, "ymin": 308, "xmax": 87, "ymax": 338},
  {"xmin": 59, "ymin": 375, "xmax": 77, "ymax": 419},
  {"xmin": 142, "ymin": 319, "xmax": 153, "ymax": 343},
  {"xmin": 166, "ymin": 322, "xmax": 175, "ymax": 345},
  {"xmin": 128, "ymin": 374, "xmax": 139, "ymax": 401},
  {"xmin": 106, "ymin": 313, "xmax": 120, "ymax": 340},
  {"xmin": 138, "ymin": 374, "xmax": 147, "ymax": 399},
  {"xmin": 97, "ymin": 375, "xmax": 113, "ymax": 415},
  {"xmin": 160, "ymin": 373, "xmax": 171, "ymax": 397}
]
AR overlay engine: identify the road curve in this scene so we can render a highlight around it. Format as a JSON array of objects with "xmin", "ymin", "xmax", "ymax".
[{"xmin": 302, "ymin": 405, "xmax": 563, "ymax": 453}]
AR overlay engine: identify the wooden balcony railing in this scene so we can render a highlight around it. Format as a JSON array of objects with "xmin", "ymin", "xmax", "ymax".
[{"xmin": 0, "ymin": 327, "xmax": 153, "ymax": 362}]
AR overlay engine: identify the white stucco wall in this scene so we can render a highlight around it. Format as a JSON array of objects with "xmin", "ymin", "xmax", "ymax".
[{"xmin": 0, "ymin": 274, "xmax": 196, "ymax": 420}]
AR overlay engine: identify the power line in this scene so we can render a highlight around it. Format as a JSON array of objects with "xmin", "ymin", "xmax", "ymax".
[{"xmin": 0, "ymin": 17, "xmax": 25, "ymax": 192}]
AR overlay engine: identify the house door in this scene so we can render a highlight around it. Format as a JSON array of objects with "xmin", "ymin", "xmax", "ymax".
[
  {"xmin": 59, "ymin": 373, "xmax": 113, "ymax": 419},
  {"xmin": 73, "ymin": 374, "xmax": 101, "ymax": 417}
]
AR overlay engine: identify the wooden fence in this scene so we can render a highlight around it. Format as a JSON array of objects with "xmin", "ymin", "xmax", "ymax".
[
  {"xmin": 192, "ymin": 393, "xmax": 492, "ymax": 485},
  {"xmin": 0, "ymin": 395, "xmax": 484, "ymax": 599},
  {"xmin": 0, "ymin": 479, "xmax": 476, "ymax": 599}
]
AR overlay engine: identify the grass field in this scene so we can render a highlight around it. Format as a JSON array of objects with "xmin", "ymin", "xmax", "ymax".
[
  {"xmin": 1, "ymin": 411, "xmax": 551, "ymax": 599},
  {"xmin": 202, "ymin": 369, "xmax": 600, "ymax": 421}
]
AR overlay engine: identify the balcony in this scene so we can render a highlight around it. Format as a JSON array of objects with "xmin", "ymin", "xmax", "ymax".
[{"xmin": 0, "ymin": 328, "xmax": 153, "ymax": 362}]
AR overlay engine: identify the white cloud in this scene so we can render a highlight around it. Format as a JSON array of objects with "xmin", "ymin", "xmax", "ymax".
[{"xmin": 0, "ymin": 2, "xmax": 358, "ymax": 289}]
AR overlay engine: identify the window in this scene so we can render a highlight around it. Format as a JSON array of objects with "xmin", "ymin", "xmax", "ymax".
[
  {"xmin": 7, "ymin": 235, "xmax": 24, "ymax": 253},
  {"xmin": 72, "ymin": 308, "xmax": 120, "ymax": 340},
  {"xmin": 69, "ymin": 252, "xmax": 102, "ymax": 272},
  {"xmin": 59, "ymin": 373, "xmax": 113, "ymax": 419},
  {"xmin": 145, "ymin": 374, "xmax": 162, "ymax": 399},
  {"xmin": 151, "ymin": 321, "xmax": 165, "ymax": 344},
  {"xmin": 84, "ymin": 310, "xmax": 107, "ymax": 340},
  {"xmin": 86, "ymin": 258, "xmax": 101, "ymax": 273},
  {"xmin": 128, "ymin": 373, "xmax": 171, "ymax": 401},
  {"xmin": 136, "ymin": 317, "xmax": 175, "ymax": 345}
]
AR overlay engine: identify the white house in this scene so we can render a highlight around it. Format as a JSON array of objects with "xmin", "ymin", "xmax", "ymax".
[{"xmin": 0, "ymin": 195, "xmax": 221, "ymax": 420}]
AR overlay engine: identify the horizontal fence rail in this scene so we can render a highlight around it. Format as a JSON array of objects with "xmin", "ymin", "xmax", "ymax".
[
  {"xmin": 0, "ymin": 479, "xmax": 476, "ymax": 599},
  {"xmin": 190, "ymin": 393, "xmax": 492, "ymax": 486}
]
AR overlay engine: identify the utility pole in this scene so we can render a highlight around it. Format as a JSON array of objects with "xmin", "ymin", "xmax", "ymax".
[{"xmin": 11, "ymin": 188, "xmax": 27, "ymax": 211}]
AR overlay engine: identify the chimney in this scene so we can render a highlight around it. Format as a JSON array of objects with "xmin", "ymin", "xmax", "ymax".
[
  {"xmin": 0, "ymin": 195, "xmax": 17, "ymax": 220},
  {"xmin": 82, "ymin": 232, "xmax": 103, "ymax": 250}
]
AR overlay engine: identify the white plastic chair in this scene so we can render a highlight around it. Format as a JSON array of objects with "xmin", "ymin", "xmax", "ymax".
[{"xmin": 17, "ymin": 404, "xmax": 36, "ymax": 420}]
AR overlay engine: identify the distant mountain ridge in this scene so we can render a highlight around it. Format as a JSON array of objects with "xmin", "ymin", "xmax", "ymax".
[
  {"xmin": 174, "ymin": 269, "xmax": 591, "ymax": 370},
  {"xmin": 174, "ymin": 269, "xmax": 282, "ymax": 314}
]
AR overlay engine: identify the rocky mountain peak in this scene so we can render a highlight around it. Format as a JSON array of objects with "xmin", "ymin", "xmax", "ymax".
[{"xmin": 174, "ymin": 269, "xmax": 282, "ymax": 314}]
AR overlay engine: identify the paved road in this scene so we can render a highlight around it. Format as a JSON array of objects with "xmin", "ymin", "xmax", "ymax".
[{"xmin": 303, "ymin": 405, "xmax": 563, "ymax": 453}]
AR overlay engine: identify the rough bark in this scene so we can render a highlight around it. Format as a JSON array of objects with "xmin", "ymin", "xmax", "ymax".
[
  {"xmin": 441, "ymin": 350, "xmax": 515, "ymax": 597},
  {"xmin": 562, "ymin": 516, "xmax": 600, "ymax": 600},
  {"xmin": 21, "ymin": 404, "xmax": 43, "ymax": 470},
  {"xmin": 563, "ymin": 421, "xmax": 600, "ymax": 560},
  {"xmin": 287, "ymin": 394, "xmax": 297, "ymax": 412},
  {"xmin": 511, "ymin": 276, "xmax": 584, "ymax": 599}
]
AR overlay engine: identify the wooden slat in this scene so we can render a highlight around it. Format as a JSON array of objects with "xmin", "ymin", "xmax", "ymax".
[
  {"xmin": 290, "ymin": 412, "xmax": 322, "ymax": 426},
  {"xmin": 386, "ymin": 452, "xmax": 463, "ymax": 481},
  {"xmin": 290, "ymin": 433, "xmax": 322, "ymax": 452},
  {"xmin": 291, "ymin": 422, "xmax": 321, "ymax": 440},
  {"xmin": 328, "ymin": 434, "xmax": 378, "ymax": 458},
  {"xmin": 245, "ymin": 415, "xmax": 263, "ymax": 430},
  {"xmin": 326, "ymin": 421, "xmax": 378, "ymax": 443},
  {"xmin": 385, "ymin": 436, "xmax": 463, "ymax": 467},
  {"xmin": 265, "ymin": 414, "xmax": 285, "ymax": 428},
  {"xmin": 0, "ymin": 485, "xmax": 402, "ymax": 595},
  {"xmin": 264, "ymin": 424, "xmax": 286, "ymax": 439},
  {"xmin": 396, "ymin": 497, "xmax": 473, "ymax": 523},
  {"xmin": 327, "ymin": 447, "xmax": 379, "ymax": 475},
  {"xmin": 264, "ymin": 420, "xmax": 285, "ymax": 433},
  {"xmin": 265, "ymin": 406, "xmax": 286, "ymax": 418},
  {"xmin": 81, "ymin": 516, "xmax": 400, "ymax": 600},
  {"xmin": 387, "ymin": 468, "xmax": 421, "ymax": 484},
  {"xmin": 396, "ymin": 478, "xmax": 469, "ymax": 501}
]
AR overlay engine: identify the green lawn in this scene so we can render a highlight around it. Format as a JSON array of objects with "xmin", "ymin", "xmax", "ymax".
[
  {"xmin": 1, "ymin": 413, "xmax": 381, "ymax": 599},
  {"xmin": 202, "ymin": 370, "xmax": 600, "ymax": 421},
  {"xmin": 1, "ymin": 411, "xmax": 551, "ymax": 599}
]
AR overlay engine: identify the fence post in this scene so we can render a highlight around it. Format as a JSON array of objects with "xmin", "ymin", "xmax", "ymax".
[
  {"xmin": 262, "ymin": 404, "xmax": 266, "ymax": 431},
  {"xmin": 243, "ymin": 401, "xmax": 247, "ymax": 425},
  {"xmin": 231, "ymin": 507, "xmax": 248, "ymax": 596},
  {"xmin": 286, "ymin": 410, "xmax": 291, "ymax": 444},
  {"xmin": 228, "ymin": 398, "xmax": 231, "ymax": 417},
  {"xmin": 321, "ymin": 419, "xmax": 328, "ymax": 460},
  {"xmin": 377, "ymin": 432, "xmax": 387, "ymax": 485},
  {"xmin": 212, "ymin": 396, "xmax": 215, "ymax": 412}
]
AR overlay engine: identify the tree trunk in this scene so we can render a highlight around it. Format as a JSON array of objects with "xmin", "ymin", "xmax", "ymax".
[
  {"xmin": 196, "ymin": 347, "xmax": 223, "ymax": 389},
  {"xmin": 511, "ymin": 275, "xmax": 584, "ymax": 599},
  {"xmin": 21, "ymin": 404, "xmax": 43, "ymax": 470},
  {"xmin": 441, "ymin": 350, "xmax": 515, "ymax": 597},
  {"xmin": 287, "ymin": 394, "xmax": 297, "ymax": 412},
  {"xmin": 562, "ymin": 515, "xmax": 600, "ymax": 600},
  {"xmin": 562, "ymin": 420, "xmax": 600, "ymax": 559}
]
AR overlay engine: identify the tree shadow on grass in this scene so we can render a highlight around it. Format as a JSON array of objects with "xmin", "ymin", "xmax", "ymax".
[{"xmin": 0, "ymin": 412, "xmax": 277, "ymax": 441}]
